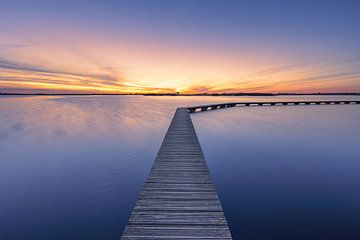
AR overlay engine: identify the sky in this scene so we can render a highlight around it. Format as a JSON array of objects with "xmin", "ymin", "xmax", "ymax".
[{"xmin": 1, "ymin": 0, "xmax": 360, "ymax": 94}]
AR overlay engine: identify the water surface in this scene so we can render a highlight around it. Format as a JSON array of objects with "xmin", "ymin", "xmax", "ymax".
[
  {"xmin": 193, "ymin": 101, "xmax": 360, "ymax": 240},
  {"xmin": 1, "ymin": 95, "xmax": 360, "ymax": 239}
]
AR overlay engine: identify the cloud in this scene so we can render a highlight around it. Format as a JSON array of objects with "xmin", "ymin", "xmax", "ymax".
[
  {"xmin": 249, "ymin": 63, "xmax": 303, "ymax": 77},
  {"xmin": 0, "ymin": 57, "xmax": 179, "ymax": 93},
  {"xmin": 184, "ymin": 85, "xmax": 213, "ymax": 93},
  {"xmin": 0, "ymin": 44, "xmax": 32, "ymax": 50},
  {"xmin": 0, "ymin": 56, "xmax": 138, "ymax": 93},
  {"xmin": 184, "ymin": 82, "xmax": 279, "ymax": 93},
  {"xmin": 0, "ymin": 57, "xmax": 121, "ymax": 83},
  {"xmin": 284, "ymin": 71, "xmax": 360, "ymax": 86}
]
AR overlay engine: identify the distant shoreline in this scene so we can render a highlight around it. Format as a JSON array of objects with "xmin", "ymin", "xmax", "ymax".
[{"xmin": 1, "ymin": 92, "xmax": 360, "ymax": 96}]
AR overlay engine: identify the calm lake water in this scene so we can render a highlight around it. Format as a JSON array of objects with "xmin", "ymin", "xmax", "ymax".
[{"xmin": 1, "ymin": 95, "xmax": 360, "ymax": 240}]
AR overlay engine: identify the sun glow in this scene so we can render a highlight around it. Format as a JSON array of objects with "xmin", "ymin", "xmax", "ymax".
[{"xmin": 1, "ymin": 16, "xmax": 360, "ymax": 94}]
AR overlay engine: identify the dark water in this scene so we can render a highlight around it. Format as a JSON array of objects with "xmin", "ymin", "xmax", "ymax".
[
  {"xmin": 1, "ymin": 95, "xmax": 360, "ymax": 240},
  {"xmin": 192, "ymin": 103, "xmax": 360, "ymax": 240}
]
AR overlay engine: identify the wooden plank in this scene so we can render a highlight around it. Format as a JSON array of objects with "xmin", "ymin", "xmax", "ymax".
[{"xmin": 121, "ymin": 108, "xmax": 232, "ymax": 239}]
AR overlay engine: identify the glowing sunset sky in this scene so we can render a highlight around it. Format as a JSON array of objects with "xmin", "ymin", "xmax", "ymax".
[{"xmin": 1, "ymin": 0, "xmax": 360, "ymax": 94}]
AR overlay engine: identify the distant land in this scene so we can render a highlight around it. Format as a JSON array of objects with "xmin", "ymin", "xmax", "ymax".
[{"xmin": 1, "ymin": 92, "xmax": 360, "ymax": 96}]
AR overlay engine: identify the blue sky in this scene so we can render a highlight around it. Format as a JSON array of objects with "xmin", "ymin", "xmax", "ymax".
[{"xmin": 1, "ymin": 0, "xmax": 360, "ymax": 93}]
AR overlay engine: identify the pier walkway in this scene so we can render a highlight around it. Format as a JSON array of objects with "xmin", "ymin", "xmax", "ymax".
[
  {"xmin": 121, "ymin": 108, "xmax": 232, "ymax": 239},
  {"xmin": 187, "ymin": 100, "xmax": 360, "ymax": 113}
]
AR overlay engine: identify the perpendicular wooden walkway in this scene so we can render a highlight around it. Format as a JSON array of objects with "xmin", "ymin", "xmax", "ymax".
[
  {"xmin": 121, "ymin": 108, "xmax": 232, "ymax": 239},
  {"xmin": 187, "ymin": 100, "xmax": 360, "ymax": 113}
]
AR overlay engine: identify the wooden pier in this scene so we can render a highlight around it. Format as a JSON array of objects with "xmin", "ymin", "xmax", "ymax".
[
  {"xmin": 187, "ymin": 100, "xmax": 360, "ymax": 113},
  {"xmin": 121, "ymin": 108, "xmax": 232, "ymax": 239},
  {"xmin": 121, "ymin": 99, "xmax": 360, "ymax": 239}
]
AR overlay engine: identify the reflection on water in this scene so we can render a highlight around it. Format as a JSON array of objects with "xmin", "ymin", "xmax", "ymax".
[
  {"xmin": 192, "ymin": 103, "xmax": 360, "ymax": 240},
  {"xmin": 1, "ymin": 95, "xmax": 360, "ymax": 240}
]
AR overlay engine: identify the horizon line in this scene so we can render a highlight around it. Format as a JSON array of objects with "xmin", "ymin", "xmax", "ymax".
[{"xmin": 1, "ymin": 92, "xmax": 360, "ymax": 96}]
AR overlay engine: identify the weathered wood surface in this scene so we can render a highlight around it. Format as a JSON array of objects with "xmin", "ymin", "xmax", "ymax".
[
  {"xmin": 187, "ymin": 100, "xmax": 360, "ymax": 113},
  {"xmin": 121, "ymin": 108, "xmax": 232, "ymax": 239}
]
